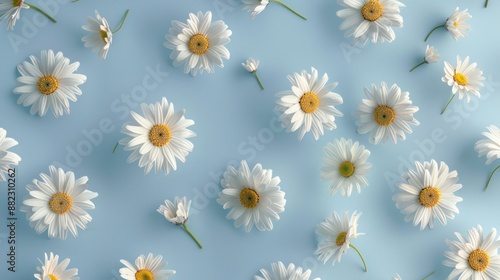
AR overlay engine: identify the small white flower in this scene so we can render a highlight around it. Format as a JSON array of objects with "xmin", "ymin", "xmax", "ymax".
[
  {"xmin": 242, "ymin": 0, "xmax": 269, "ymax": 18},
  {"xmin": 158, "ymin": 196, "xmax": 190, "ymax": 225},
  {"xmin": 82, "ymin": 10, "xmax": 113, "ymax": 59},
  {"xmin": 0, "ymin": 0, "xmax": 29, "ymax": 30},
  {"xmin": 0, "ymin": 128, "xmax": 21, "ymax": 182},
  {"xmin": 475, "ymin": 125, "xmax": 500, "ymax": 191},
  {"xmin": 446, "ymin": 7, "xmax": 471, "ymax": 41},
  {"xmin": 442, "ymin": 56, "xmax": 485, "ymax": 103},
  {"xmin": 254, "ymin": 261, "xmax": 320, "ymax": 280},
  {"xmin": 242, "ymin": 57, "xmax": 260, "ymax": 72},
  {"xmin": 119, "ymin": 253, "xmax": 176, "ymax": 280},
  {"xmin": 393, "ymin": 160, "xmax": 462, "ymax": 230},
  {"xmin": 34, "ymin": 252, "xmax": 79, "ymax": 280},
  {"xmin": 424, "ymin": 45, "xmax": 440, "ymax": 64}
]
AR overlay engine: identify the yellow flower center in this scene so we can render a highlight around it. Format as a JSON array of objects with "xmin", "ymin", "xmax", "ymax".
[
  {"xmin": 135, "ymin": 269, "xmax": 154, "ymax": 280},
  {"xmin": 299, "ymin": 92, "xmax": 320, "ymax": 114},
  {"xmin": 339, "ymin": 161, "xmax": 355, "ymax": 178},
  {"xmin": 453, "ymin": 21, "xmax": 458, "ymax": 27},
  {"xmin": 468, "ymin": 249, "xmax": 490, "ymax": 271},
  {"xmin": 49, "ymin": 193, "xmax": 73, "ymax": 215},
  {"xmin": 361, "ymin": 0, "xmax": 384, "ymax": 21},
  {"xmin": 100, "ymin": 30, "xmax": 108, "ymax": 42},
  {"xmin": 239, "ymin": 188, "xmax": 259, "ymax": 209},
  {"xmin": 453, "ymin": 73, "xmax": 468, "ymax": 86},
  {"xmin": 336, "ymin": 231, "xmax": 347, "ymax": 246},
  {"xmin": 37, "ymin": 75, "xmax": 59, "ymax": 95},
  {"xmin": 373, "ymin": 105, "xmax": 395, "ymax": 126},
  {"xmin": 149, "ymin": 124, "xmax": 171, "ymax": 147},
  {"xmin": 418, "ymin": 187, "xmax": 441, "ymax": 207},
  {"xmin": 189, "ymin": 34, "xmax": 210, "ymax": 55},
  {"xmin": 12, "ymin": 0, "xmax": 22, "ymax": 6},
  {"xmin": 47, "ymin": 274, "xmax": 58, "ymax": 280}
]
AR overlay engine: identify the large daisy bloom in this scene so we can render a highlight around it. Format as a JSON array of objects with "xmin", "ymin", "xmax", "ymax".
[
  {"xmin": 254, "ymin": 261, "xmax": 320, "ymax": 280},
  {"xmin": 119, "ymin": 253, "xmax": 176, "ymax": 280},
  {"xmin": 164, "ymin": 11, "xmax": 232, "ymax": 76},
  {"xmin": 0, "ymin": 128, "xmax": 21, "ymax": 182},
  {"xmin": 392, "ymin": 160, "xmax": 463, "ymax": 230},
  {"xmin": 475, "ymin": 125, "xmax": 500, "ymax": 191},
  {"xmin": 242, "ymin": 0, "xmax": 269, "ymax": 18},
  {"xmin": 276, "ymin": 67, "xmax": 343, "ymax": 140},
  {"xmin": 443, "ymin": 225, "xmax": 500, "ymax": 280},
  {"xmin": 119, "ymin": 97, "xmax": 196, "ymax": 175},
  {"xmin": 13, "ymin": 49, "xmax": 87, "ymax": 117},
  {"xmin": 34, "ymin": 252, "xmax": 79, "ymax": 280},
  {"xmin": 315, "ymin": 211, "xmax": 366, "ymax": 271},
  {"xmin": 158, "ymin": 196, "xmax": 202, "ymax": 248},
  {"xmin": 82, "ymin": 10, "xmax": 113, "ymax": 59},
  {"xmin": 217, "ymin": 160, "xmax": 286, "ymax": 232},
  {"xmin": 21, "ymin": 165, "xmax": 98, "ymax": 239},
  {"xmin": 0, "ymin": 0, "xmax": 28, "ymax": 30},
  {"xmin": 425, "ymin": 7, "xmax": 471, "ymax": 42},
  {"xmin": 354, "ymin": 82, "xmax": 419, "ymax": 144},
  {"xmin": 336, "ymin": 0, "xmax": 405, "ymax": 45},
  {"xmin": 321, "ymin": 138, "xmax": 371, "ymax": 197}
]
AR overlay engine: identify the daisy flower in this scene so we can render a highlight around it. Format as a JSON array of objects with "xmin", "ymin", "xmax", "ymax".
[
  {"xmin": 0, "ymin": 128, "xmax": 21, "ymax": 182},
  {"xmin": 164, "ymin": 11, "xmax": 232, "ymax": 76},
  {"xmin": 393, "ymin": 160, "xmax": 462, "ymax": 230},
  {"xmin": 242, "ymin": 57, "xmax": 264, "ymax": 89},
  {"xmin": 254, "ymin": 261, "xmax": 320, "ymax": 280},
  {"xmin": 443, "ymin": 225, "xmax": 500, "ymax": 280},
  {"xmin": 336, "ymin": 0, "xmax": 405, "ymax": 46},
  {"xmin": 34, "ymin": 252, "xmax": 79, "ymax": 280},
  {"xmin": 119, "ymin": 253, "xmax": 175, "ymax": 280},
  {"xmin": 21, "ymin": 165, "xmax": 98, "ymax": 239},
  {"xmin": 409, "ymin": 45, "xmax": 440, "ymax": 72},
  {"xmin": 425, "ymin": 7, "xmax": 471, "ymax": 42},
  {"xmin": 316, "ymin": 211, "xmax": 366, "ymax": 271},
  {"xmin": 217, "ymin": 160, "xmax": 286, "ymax": 232},
  {"xmin": 242, "ymin": 0, "xmax": 306, "ymax": 20},
  {"xmin": 321, "ymin": 138, "xmax": 371, "ymax": 197},
  {"xmin": 13, "ymin": 49, "xmax": 87, "ymax": 117},
  {"xmin": 475, "ymin": 125, "xmax": 500, "ymax": 191},
  {"xmin": 276, "ymin": 67, "xmax": 343, "ymax": 140},
  {"xmin": 158, "ymin": 196, "xmax": 203, "ymax": 248},
  {"xmin": 441, "ymin": 56, "xmax": 485, "ymax": 114},
  {"xmin": 354, "ymin": 82, "xmax": 419, "ymax": 144},
  {"xmin": 0, "ymin": 0, "xmax": 55, "ymax": 30}
]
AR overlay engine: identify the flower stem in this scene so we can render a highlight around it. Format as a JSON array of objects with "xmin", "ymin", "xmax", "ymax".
[
  {"xmin": 485, "ymin": 165, "xmax": 500, "ymax": 191},
  {"xmin": 272, "ymin": 0, "xmax": 307, "ymax": 20},
  {"xmin": 409, "ymin": 61, "xmax": 425, "ymax": 72},
  {"xmin": 253, "ymin": 71, "xmax": 264, "ymax": 90},
  {"xmin": 112, "ymin": 142, "xmax": 119, "ymax": 154},
  {"xmin": 349, "ymin": 244, "xmax": 367, "ymax": 272},
  {"xmin": 425, "ymin": 24, "xmax": 445, "ymax": 42},
  {"xmin": 182, "ymin": 224, "xmax": 203, "ymax": 249},
  {"xmin": 112, "ymin": 9, "xmax": 130, "ymax": 34},
  {"xmin": 440, "ymin": 94, "xmax": 456, "ymax": 115},
  {"xmin": 485, "ymin": 0, "xmax": 489, "ymax": 7},
  {"xmin": 26, "ymin": 3, "xmax": 56, "ymax": 23},
  {"xmin": 422, "ymin": 271, "xmax": 435, "ymax": 280}
]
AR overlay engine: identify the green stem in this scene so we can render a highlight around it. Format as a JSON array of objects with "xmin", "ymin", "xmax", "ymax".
[
  {"xmin": 349, "ymin": 244, "xmax": 367, "ymax": 272},
  {"xmin": 112, "ymin": 142, "xmax": 119, "ymax": 154},
  {"xmin": 422, "ymin": 271, "xmax": 435, "ymax": 280},
  {"xmin": 26, "ymin": 3, "xmax": 56, "ymax": 23},
  {"xmin": 485, "ymin": 165, "xmax": 500, "ymax": 191},
  {"xmin": 272, "ymin": 0, "xmax": 307, "ymax": 20},
  {"xmin": 253, "ymin": 71, "xmax": 264, "ymax": 90},
  {"xmin": 424, "ymin": 24, "xmax": 445, "ymax": 42},
  {"xmin": 440, "ymin": 94, "xmax": 456, "ymax": 115},
  {"xmin": 112, "ymin": 9, "xmax": 130, "ymax": 34},
  {"xmin": 485, "ymin": 0, "xmax": 489, "ymax": 7},
  {"xmin": 409, "ymin": 61, "xmax": 426, "ymax": 72},
  {"xmin": 182, "ymin": 224, "xmax": 203, "ymax": 249}
]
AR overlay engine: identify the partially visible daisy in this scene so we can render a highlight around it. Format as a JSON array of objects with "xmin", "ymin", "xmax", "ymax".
[
  {"xmin": 409, "ymin": 45, "xmax": 440, "ymax": 72},
  {"xmin": 321, "ymin": 138, "xmax": 371, "ymax": 197},
  {"xmin": 254, "ymin": 261, "xmax": 320, "ymax": 280},
  {"xmin": 276, "ymin": 67, "xmax": 343, "ymax": 140},
  {"xmin": 475, "ymin": 125, "xmax": 500, "ymax": 191},
  {"xmin": 0, "ymin": 128, "xmax": 21, "ymax": 182},
  {"xmin": 315, "ymin": 211, "xmax": 366, "ymax": 271},
  {"xmin": 242, "ymin": 0, "xmax": 307, "ymax": 20},
  {"xmin": 164, "ymin": 11, "xmax": 232, "ymax": 76},
  {"xmin": 392, "ymin": 272, "xmax": 435, "ymax": 280},
  {"xmin": 443, "ymin": 225, "xmax": 500, "ymax": 280},
  {"xmin": 217, "ymin": 160, "xmax": 286, "ymax": 232},
  {"xmin": 354, "ymin": 82, "xmax": 419, "ymax": 144},
  {"xmin": 21, "ymin": 165, "xmax": 98, "ymax": 239},
  {"xmin": 242, "ymin": 57, "xmax": 264, "ymax": 89},
  {"xmin": 393, "ymin": 160, "xmax": 462, "ymax": 230},
  {"xmin": 119, "ymin": 253, "xmax": 175, "ymax": 280},
  {"xmin": 0, "ymin": 0, "xmax": 55, "ymax": 30},
  {"xmin": 119, "ymin": 97, "xmax": 196, "ymax": 175},
  {"xmin": 425, "ymin": 7, "xmax": 471, "ymax": 42},
  {"xmin": 441, "ymin": 56, "xmax": 485, "ymax": 114},
  {"xmin": 13, "ymin": 49, "xmax": 87, "ymax": 117},
  {"xmin": 34, "ymin": 252, "xmax": 79, "ymax": 280},
  {"xmin": 336, "ymin": 0, "xmax": 405, "ymax": 45}
]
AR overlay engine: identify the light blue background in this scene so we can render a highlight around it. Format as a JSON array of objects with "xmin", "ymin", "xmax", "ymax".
[{"xmin": 1, "ymin": 0, "xmax": 500, "ymax": 279}]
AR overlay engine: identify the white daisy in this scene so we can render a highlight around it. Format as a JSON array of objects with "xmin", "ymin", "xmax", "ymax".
[
  {"xmin": 242, "ymin": 0, "xmax": 269, "ymax": 18},
  {"xmin": 475, "ymin": 125, "xmax": 500, "ymax": 191},
  {"xmin": 276, "ymin": 67, "xmax": 343, "ymax": 140},
  {"xmin": 242, "ymin": 57, "xmax": 264, "ymax": 89},
  {"xmin": 393, "ymin": 160, "xmax": 463, "ymax": 230},
  {"xmin": 316, "ymin": 211, "xmax": 366, "ymax": 271},
  {"xmin": 164, "ymin": 11, "xmax": 232, "ymax": 76},
  {"xmin": 82, "ymin": 10, "xmax": 112, "ymax": 59},
  {"xmin": 321, "ymin": 138, "xmax": 371, "ymax": 197},
  {"xmin": 34, "ymin": 252, "xmax": 79, "ymax": 280},
  {"xmin": 21, "ymin": 165, "xmax": 98, "ymax": 239},
  {"xmin": 443, "ymin": 225, "xmax": 500, "ymax": 280},
  {"xmin": 217, "ymin": 160, "xmax": 286, "ymax": 232},
  {"xmin": 0, "ymin": 128, "xmax": 21, "ymax": 182},
  {"xmin": 393, "ymin": 274, "xmax": 402, "ymax": 280},
  {"xmin": 336, "ymin": 0, "xmax": 405, "ymax": 45},
  {"xmin": 13, "ymin": 49, "xmax": 87, "ymax": 117},
  {"xmin": 118, "ymin": 97, "xmax": 196, "ymax": 175},
  {"xmin": 354, "ymin": 82, "xmax": 419, "ymax": 144},
  {"xmin": 119, "ymin": 253, "xmax": 175, "ymax": 280},
  {"xmin": 158, "ymin": 196, "xmax": 202, "ymax": 248},
  {"xmin": 410, "ymin": 45, "xmax": 440, "ymax": 72},
  {"xmin": 425, "ymin": 7, "xmax": 471, "ymax": 42},
  {"xmin": 0, "ymin": 0, "xmax": 28, "ymax": 30},
  {"xmin": 254, "ymin": 261, "xmax": 320, "ymax": 280}
]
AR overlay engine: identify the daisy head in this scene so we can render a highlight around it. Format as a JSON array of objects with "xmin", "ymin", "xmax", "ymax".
[
  {"xmin": 254, "ymin": 261, "xmax": 320, "ymax": 280},
  {"xmin": 354, "ymin": 82, "xmax": 419, "ymax": 144},
  {"xmin": 242, "ymin": 0, "xmax": 270, "ymax": 18},
  {"xmin": 276, "ymin": 67, "xmax": 343, "ymax": 140},
  {"xmin": 13, "ymin": 49, "xmax": 87, "ymax": 117},
  {"xmin": 445, "ymin": 7, "xmax": 471, "ymax": 41},
  {"xmin": 424, "ymin": 45, "xmax": 440, "ymax": 64},
  {"xmin": 164, "ymin": 11, "xmax": 232, "ymax": 76},
  {"xmin": 119, "ymin": 253, "xmax": 176, "ymax": 280},
  {"xmin": 442, "ymin": 56, "xmax": 485, "ymax": 103},
  {"xmin": 393, "ymin": 160, "xmax": 463, "ymax": 230},
  {"xmin": 475, "ymin": 125, "xmax": 500, "ymax": 165},
  {"xmin": 157, "ymin": 196, "xmax": 191, "ymax": 225},
  {"xmin": 242, "ymin": 57, "xmax": 260, "ymax": 73},
  {"xmin": 0, "ymin": 0, "xmax": 29, "ymax": 30},
  {"xmin": 34, "ymin": 252, "xmax": 79, "ymax": 280},
  {"xmin": 443, "ymin": 225, "xmax": 500, "ymax": 280},
  {"xmin": 119, "ymin": 97, "xmax": 196, "ymax": 175},
  {"xmin": 321, "ymin": 138, "xmax": 371, "ymax": 197},
  {"xmin": 0, "ymin": 128, "xmax": 21, "ymax": 182},
  {"xmin": 217, "ymin": 160, "xmax": 286, "ymax": 232},
  {"xmin": 82, "ymin": 10, "xmax": 113, "ymax": 59}
]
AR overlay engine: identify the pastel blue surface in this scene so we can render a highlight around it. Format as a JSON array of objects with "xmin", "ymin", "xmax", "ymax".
[{"xmin": 1, "ymin": 0, "xmax": 500, "ymax": 279}]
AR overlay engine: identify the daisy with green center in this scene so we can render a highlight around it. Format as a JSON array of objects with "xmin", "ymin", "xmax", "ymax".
[
  {"xmin": 119, "ymin": 253, "xmax": 175, "ymax": 280},
  {"xmin": 0, "ymin": 0, "xmax": 55, "ymax": 30},
  {"xmin": 242, "ymin": 0, "xmax": 307, "ymax": 20},
  {"xmin": 354, "ymin": 82, "xmax": 419, "ymax": 144},
  {"xmin": 276, "ymin": 67, "xmax": 343, "ymax": 140},
  {"xmin": 425, "ymin": 7, "xmax": 471, "ymax": 42},
  {"xmin": 393, "ymin": 160, "xmax": 462, "ymax": 230},
  {"xmin": 34, "ymin": 252, "xmax": 78, "ymax": 280},
  {"xmin": 242, "ymin": 57, "xmax": 264, "ymax": 90},
  {"xmin": 217, "ymin": 160, "xmax": 286, "ymax": 232},
  {"xmin": 443, "ymin": 225, "xmax": 500, "ymax": 280},
  {"xmin": 475, "ymin": 125, "xmax": 500, "ymax": 191},
  {"xmin": 410, "ymin": 45, "xmax": 440, "ymax": 72},
  {"xmin": 0, "ymin": 128, "xmax": 21, "ymax": 182},
  {"xmin": 254, "ymin": 261, "xmax": 320, "ymax": 280}
]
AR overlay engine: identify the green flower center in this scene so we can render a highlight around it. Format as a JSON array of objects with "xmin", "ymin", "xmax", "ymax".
[
  {"xmin": 100, "ymin": 30, "xmax": 108, "ymax": 43},
  {"xmin": 12, "ymin": 0, "xmax": 22, "ymax": 7},
  {"xmin": 339, "ymin": 161, "xmax": 355, "ymax": 178},
  {"xmin": 336, "ymin": 231, "xmax": 347, "ymax": 246}
]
